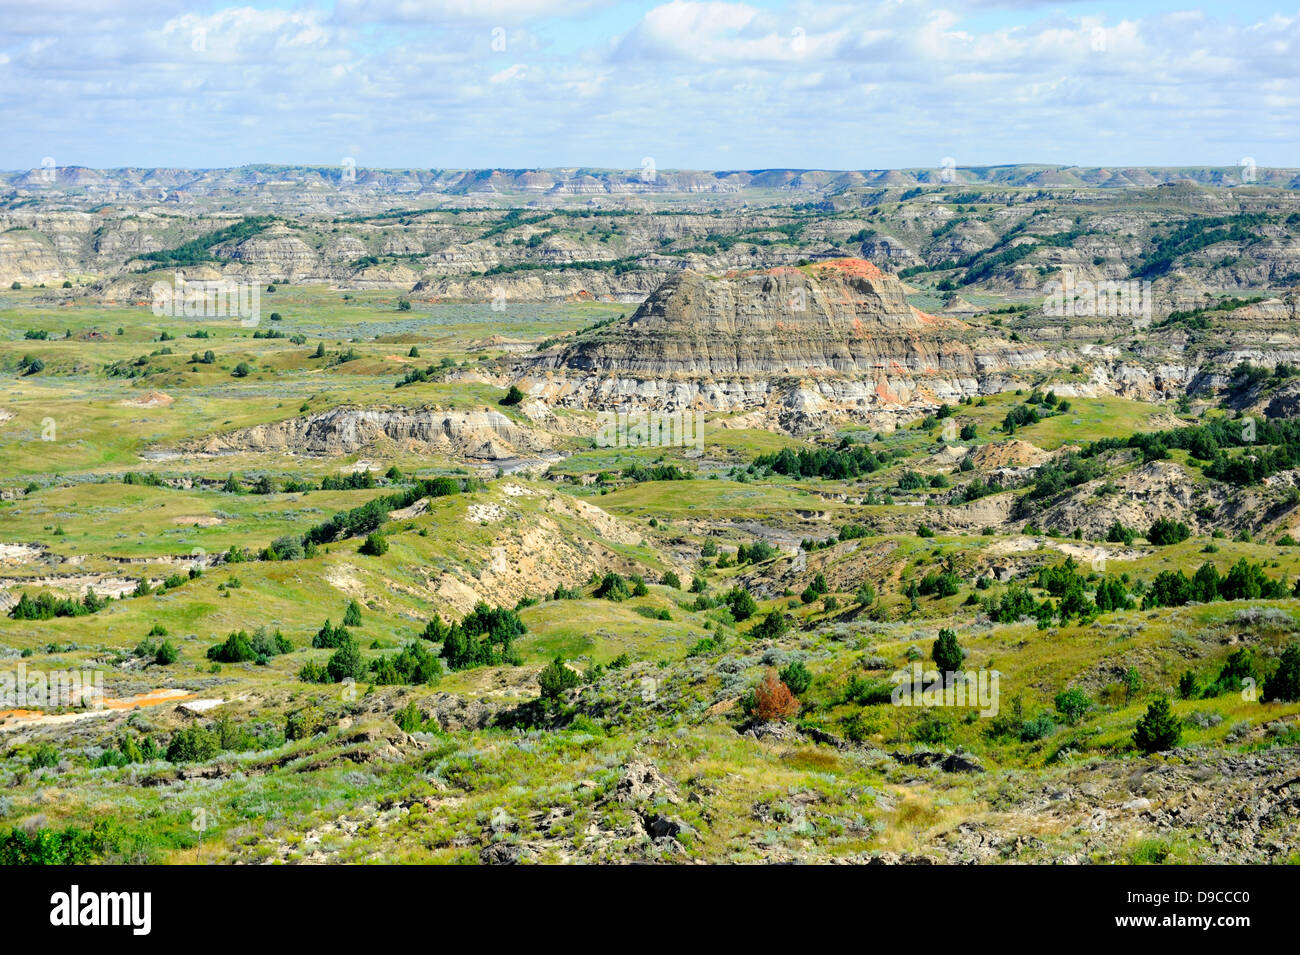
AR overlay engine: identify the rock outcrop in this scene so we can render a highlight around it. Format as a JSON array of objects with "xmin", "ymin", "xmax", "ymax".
[
  {"xmin": 172, "ymin": 405, "xmax": 548, "ymax": 460},
  {"xmin": 516, "ymin": 258, "xmax": 1048, "ymax": 430}
]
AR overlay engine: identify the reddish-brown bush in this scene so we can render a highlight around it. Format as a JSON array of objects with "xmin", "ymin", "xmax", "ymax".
[{"xmin": 753, "ymin": 668, "xmax": 800, "ymax": 722}]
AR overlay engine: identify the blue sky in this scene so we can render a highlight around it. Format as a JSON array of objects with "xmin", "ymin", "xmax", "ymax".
[{"xmin": 0, "ymin": 0, "xmax": 1296, "ymax": 172}]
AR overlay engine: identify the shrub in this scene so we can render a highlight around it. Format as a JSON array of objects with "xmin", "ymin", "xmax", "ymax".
[
  {"xmin": 595, "ymin": 573, "xmax": 631, "ymax": 602},
  {"xmin": 855, "ymin": 580, "xmax": 876, "ymax": 605},
  {"xmin": 231, "ymin": 361, "xmax": 253, "ymax": 378},
  {"xmin": 439, "ymin": 602, "xmax": 526, "ymax": 671},
  {"xmin": 29, "ymin": 744, "xmax": 60, "ymax": 770},
  {"xmin": 325, "ymin": 636, "xmax": 366, "ymax": 684},
  {"xmin": 538, "ymin": 656, "xmax": 581, "ymax": 702},
  {"xmin": 153, "ymin": 640, "xmax": 179, "ymax": 666},
  {"xmin": 312, "ymin": 618, "xmax": 352, "ymax": 649},
  {"xmin": 1133, "ymin": 696, "xmax": 1182, "ymax": 753},
  {"xmin": 779, "ymin": 660, "xmax": 813, "ymax": 696},
  {"xmin": 914, "ymin": 712, "xmax": 956, "ymax": 746},
  {"xmin": 661, "ymin": 570, "xmax": 681, "ymax": 589},
  {"xmin": 371, "ymin": 641, "xmax": 442, "ymax": 686},
  {"xmin": 841, "ymin": 674, "xmax": 895, "ymax": 705},
  {"xmin": 359, "ymin": 531, "xmax": 388, "ymax": 556},
  {"xmin": 1123, "ymin": 667, "xmax": 1143, "ymax": 701},
  {"xmin": 800, "ymin": 572, "xmax": 828, "ymax": 604},
  {"xmin": 1019, "ymin": 713, "xmax": 1055, "ymax": 742},
  {"xmin": 919, "ymin": 569, "xmax": 960, "ymax": 598},
  {"xmin": 499, "ymin": 385, "xmax": 525, "ymax": 406},
  {"xmin": 1203, "ymin": 647, "xmax": 1259, "ymax": 697},
  {"xmin": 206, "ymin": 630, "xmax": 256, "ymax": 663},
  {"xmin": 297, "ymin": 661, "xmax": 330, "ymax": 684},
  {"xmin": 1147, "ymin": 517, "xmax": 1190, "ymax": 546},
  {"xmin": 750, "ymin": 610, "xmax": 790, "ymax": 641},
  {"xmin": 251, "ymin": 626, "xmax": 292, "ymax": 658},
  {"xmin": 393, "ymin": 700, "xmax": 426, "ymax": 733},
  {"xmin": 1106, "ymin": 521, "xmax": 1135, "ymax": 545},
  {"xmin": 343, "ymin": 599, "xmax": 363, "ymax": 628},
  {"xmin": 9, "ymin": 590, "xmax": 101, "ymax": 620},
  {"xmin": 749, "ymin": 670, "xmax": 799, "ymax": 722},
  {"xmin": 165, "ymin": 726, "xmax": 220, "ymax": 763},
  {"xmin": 897, "ymin": 470, "xmax": 925, "ymax": 490},
  {"xmin": 724, "ymin": 586, "xmax": 758, "ymax": 622},
  {"xmin": 0, "ymin": 824, "xmax": 112, "ymax": 865},
  {"xmin": 687, "ymin": 637, "xmax": 720, "ymax": 657},
  {"xmin": 285, "ymin": 706, "xmax": 328, "ymax": 741},
  {"xmin": 1263, "ymin": 642, "xmax": 1300, "ymax": 702},
  {"xmin": 1053, "ymin": 688, "xmax": 1091, "ymax": 726}
]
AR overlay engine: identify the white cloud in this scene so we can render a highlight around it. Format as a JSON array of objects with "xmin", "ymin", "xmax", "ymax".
[
  {"xmin": 0, "ymin": 0, "xmax": 1296, "ymax": 170},
  {"xmin": 490, "ymin": 63, "xmax": 528, "ymax": 82},
  {"xmin": 333, "ymin": 0, "xmax": 608, "ymax": 25}
]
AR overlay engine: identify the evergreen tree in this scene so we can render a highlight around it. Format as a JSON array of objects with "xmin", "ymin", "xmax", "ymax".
[
  {"xmin": 932, "ymin": 627, "xmax": 963, "ymax": 672},
  {"xmin": 326, "ymin": 636, "xmax": 366, "ymax": 684},
  {"xmin": 725, "ymin": 586, "xmax": 758, "ymax": 622},
  {"xmin": 1263, "ymin": 643, "xmax": 1300, "ymax": 702},
  {"xmin": 855, "ymin": 580, "xmax": 876, "ymax": 605},
  {"xmin": 538, "ymin": 656, "xmax": 580, "ymax": 702},
  {"xmin": 1133, "ymin": 696, "xmax": 1182, "ymax": 754},
  {"xmin": 750, "ymin": 610, "xmax": 790, "ymax": 641},
  {"xmin": 778, "ymin": 660, "xmax": 812, "ymax": 696},
  {"xmin": 343, "ymin": 599, "xmax": 363, "ymax": 627}
]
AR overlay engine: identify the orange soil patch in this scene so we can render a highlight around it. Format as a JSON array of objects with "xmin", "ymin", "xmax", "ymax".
[
  {"xmin": 122, "ymin": 390, "xmax": 174, "ymax": 408},
  {"xmin": 103, "ymin": 688, "xmax": 194, "ymax": 710},
  {"xmin": 0, "ymin": 709, "xmax": 43, "ymax": 721},
  {"xmin": 0, "ymin": 688, "xmax": 194, "ymax": 726},
  {"xmin": 911, "ymin": 305, "xmax": 967, "ymax": 329},
  {"xmin": 809, "ymin": 258, "xmax": 887, "ymax": 281},
  {"xmin": 875, "ymin": 380, "xmax": 902, "ymax": 403}
]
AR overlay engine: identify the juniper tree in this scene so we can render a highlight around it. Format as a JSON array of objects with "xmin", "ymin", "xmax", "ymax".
[
  {"xmin": 1133, "ymin": 696, "xmax": 1181, "ymax": 754},
  {"xmin": 932, "ymin": 628, "xmax": 963, "ymax": 673}
]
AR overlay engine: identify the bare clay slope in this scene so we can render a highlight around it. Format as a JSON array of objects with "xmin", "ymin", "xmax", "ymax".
[{"xmin": 519, "ymin": 259, "xmax": 1048, "ymax": 428}]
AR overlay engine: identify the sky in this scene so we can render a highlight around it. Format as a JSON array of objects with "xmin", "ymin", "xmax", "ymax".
[{"xmin": 0, "ymin": 0, "xmax": 1296, "ymax": 172}]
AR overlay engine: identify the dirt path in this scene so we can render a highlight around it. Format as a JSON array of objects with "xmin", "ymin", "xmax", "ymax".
[{"xmin": 0, "ymin": 688, "xmax": 196, "ymax": 732}]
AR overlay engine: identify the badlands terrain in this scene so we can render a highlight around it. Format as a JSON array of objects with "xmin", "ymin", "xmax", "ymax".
[{"xmin": 1, "ymin": 165, "xmax": 1300, "ymax": 864}]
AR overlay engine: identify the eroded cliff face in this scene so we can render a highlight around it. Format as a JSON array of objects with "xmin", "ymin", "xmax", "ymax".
[
  {"xmin": 414, "ymin": 268, "xmax": 663, "ymax": 303},
  {"xmin": 516, "ymin": 259, "xmax": 1049, "ymax": 429},
  {"xmin": 0, "ymin": 229, "xmax": 63, "ymax": 285},
  {"xmin": 173, "ymin": 405, "xmax": 550, "ymax": 460}
]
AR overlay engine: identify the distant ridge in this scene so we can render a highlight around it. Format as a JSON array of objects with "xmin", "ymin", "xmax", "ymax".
[{"xmin": 3, "ymin": 163, "xmax": 1298, "ymax": 200}]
